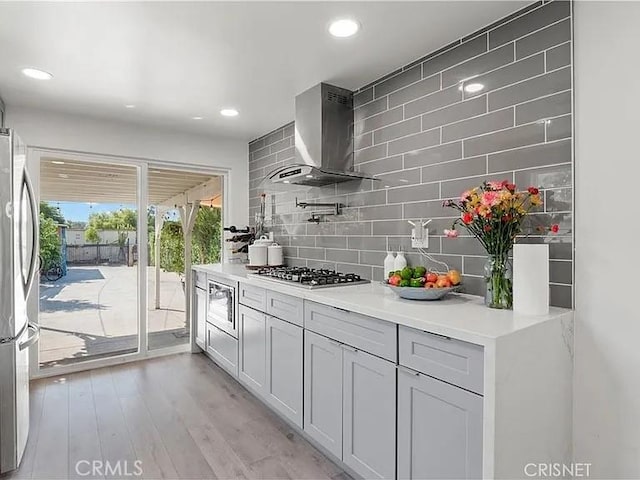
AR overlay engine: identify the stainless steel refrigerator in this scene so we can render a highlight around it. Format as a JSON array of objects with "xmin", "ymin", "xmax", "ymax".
[{"xmin": 0, "ymin": 128, "xmax": 40, "ymax": 474}]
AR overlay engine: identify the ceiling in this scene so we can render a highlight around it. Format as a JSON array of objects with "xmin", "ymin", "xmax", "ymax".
[
  {"xmin": 0, "ymin": 1, "xmax": 528, "ymax": 141},
  {"xmin": 40, "ymin": 158, "xmax": 221, "ymax": 206}
]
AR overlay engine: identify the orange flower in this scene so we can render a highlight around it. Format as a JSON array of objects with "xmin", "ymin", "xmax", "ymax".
[{"xmin": 530, "ymin": 194, "xmax": 542, "ymax": 206}]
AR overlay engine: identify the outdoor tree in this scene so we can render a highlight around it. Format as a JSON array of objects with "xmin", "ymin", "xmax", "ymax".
[
  {"xmin": 39, "ymin": 202, "xmax": 66, "ymax": 225},
  {"xmin": 39, "ymin": 202, "xmax": 65, "ymax": 269},
  {"xmin": 150, "ymin": 205, "xmax": 221, "ymax": 274},
  {"xmin": 39, "ymin": 214, "xmax": 61, "ymax": 269},
  {"xmin": 85, "ymin": 208, "xmax": 137, "ymax": 245}
]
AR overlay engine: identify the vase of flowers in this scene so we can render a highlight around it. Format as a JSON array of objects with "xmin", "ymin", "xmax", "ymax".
[{"xmin": 443, "ymin": 180, "xmax": 557, "ymax": 309}]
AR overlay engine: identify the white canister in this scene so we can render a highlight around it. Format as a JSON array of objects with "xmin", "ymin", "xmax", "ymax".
[
  {"xmin": 267, "ymin": 244, "xmax": 284, "ymax": 266},
  {"xmin": 248, "ymin": 244, "xmax": 268, "ymax": 266},
  {"xmin": 254, "ymin": 235, "xmax": 274, "ymax": 246}
]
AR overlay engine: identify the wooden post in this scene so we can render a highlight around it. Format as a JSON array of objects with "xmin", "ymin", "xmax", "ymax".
[
  {"xmin": 154, "ymin": 207, "xmax": 167, "ymax": 310},
  {"xmin": 178, "ymin": 201, "xmax": 200, "ymax": 351}
]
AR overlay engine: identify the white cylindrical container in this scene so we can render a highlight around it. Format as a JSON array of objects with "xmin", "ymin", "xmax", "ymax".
[
  {"xmin": 268, "ymin": 244, "xmax": 284, "ymax": 266},
  {"xmin": 394, "ymin": 251, "xmax": 407, "ymax": 271},
  {"xmin": 384, "ymin": 252, "xmax": 396, "ymax": 278},
  {"xmin": 248, "ymin": 244, "xmax": 268, "ymax": 266},
  {"xmin": 513, "ymin": 244, "xmax": 550, "ymax": 315}
]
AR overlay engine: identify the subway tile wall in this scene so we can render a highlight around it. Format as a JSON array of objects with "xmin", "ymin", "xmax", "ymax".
[{"xmin": 248, "ymin": 1, "xmax": 573, "ymax": 308}]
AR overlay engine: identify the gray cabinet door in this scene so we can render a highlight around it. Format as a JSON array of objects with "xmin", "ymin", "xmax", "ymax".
[
  {"xmin": 397, "ymin": 368, "xmax": 483, "ymax": 480},
  {"xmin": 342, "ymin": 348, "xmax": 396, "ymax": 480},
  {"xmin": 303, "ymin": 330, "xmax": 343, "ymax": 459},
  {"xmin": 195, "ymin": 286, "xmax": 207, "ymax": 348},
  {"xmin": 238, "ymin": 305, "xmax": 266, "ymax": 393},
  {"xmin": 265, "ymin": 316, "xmax": 303, "ymax": 427}
]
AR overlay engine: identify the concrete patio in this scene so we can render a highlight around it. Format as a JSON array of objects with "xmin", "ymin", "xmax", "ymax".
[{"xmin": 39, "ymin": 265, "xmax": 188, "ymax": 368}]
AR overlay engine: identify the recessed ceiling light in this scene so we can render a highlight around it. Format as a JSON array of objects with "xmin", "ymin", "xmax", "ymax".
[
  {"xmin": 305, "ymin": 174, "xmax": 314, "ymax": 179},
  {"xmin": 21, "ymin": 68, "xmax": 53, "ymax": 80},
  {"xmin": 329, "ymin": 19, "xmax": 360, "ymax": 38},
  {"xmin": 125, "ymin": 104, "xmax": 136, "ymax": 109},
  {"xmin": 283, "ymin": 180, "xmax": 290, "ymax": 184},
  {"xmin": 192, "ymin": 116, "xmax": 204, "ymax": 120},
  {"xmin": 463, "ymin": 83, "xmax": 484, "ymax": 93},
  {"xmin": 220, "ymin": 109, "xmax": 239, "ymax": 117},
  {"xmin": 58, "ymin": 173, "xmax": 69, "ymax": 179},
  {"xmin": 51, "ymin": 160, "xmax": 65, "ymax": 165}
]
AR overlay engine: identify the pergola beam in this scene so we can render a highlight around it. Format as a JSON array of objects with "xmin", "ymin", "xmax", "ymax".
[{"xmin": 160, "ymin": 177, "xmax": 221, "ymax": 207}]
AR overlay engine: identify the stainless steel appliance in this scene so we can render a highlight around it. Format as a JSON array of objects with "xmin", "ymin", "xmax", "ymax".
[
  {"xmin": 248, "ymin": 267, "xmax": 370, "ymax": 289},
  {"xmin": 266, "ymin": 83, "xmax": 375, "ymax": 187},
  {"xmin": 207, "ymin": 278, "xmax": 237, "ymax": 338},
  {"xmin": 0, "ymin": 128, "xmax": 40, "ymax": 474}
]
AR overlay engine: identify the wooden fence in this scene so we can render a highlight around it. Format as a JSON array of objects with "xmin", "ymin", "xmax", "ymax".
[{"xmin": 66, "ymin": 244, "xmax": 130, "ymax": 265}]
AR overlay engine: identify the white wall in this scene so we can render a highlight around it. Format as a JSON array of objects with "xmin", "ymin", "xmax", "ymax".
[
  {"xmin": 574, "ymin": 2, "xmax": 640, "ymax": 477},
  {"xmin": 6, "ymin": 105, "xmax": 249, "ymax": 230}
]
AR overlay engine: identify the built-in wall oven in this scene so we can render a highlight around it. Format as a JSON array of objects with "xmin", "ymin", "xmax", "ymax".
[{"xmin": 207, "ymin": 277, "xmax": 237, "ymax": 338}]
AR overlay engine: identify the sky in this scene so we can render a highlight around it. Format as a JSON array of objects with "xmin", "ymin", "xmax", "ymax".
[{"xmin": 54, "ymin": 202, "xmax": 136, "ymax": 222}]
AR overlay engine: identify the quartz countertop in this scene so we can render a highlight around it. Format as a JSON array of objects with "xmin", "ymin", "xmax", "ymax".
[{"xmin": 193, "ymin": 263, "xmax": 572, "ymax": 346}]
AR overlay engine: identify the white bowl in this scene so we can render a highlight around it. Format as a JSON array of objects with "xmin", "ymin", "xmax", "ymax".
[{"xmin": 385, "ymin": 283, "xmax": 461, "ymax": 301}]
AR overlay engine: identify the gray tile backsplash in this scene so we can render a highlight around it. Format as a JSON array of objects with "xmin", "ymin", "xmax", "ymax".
[{"xmin": 248, "ymin": 1, "xmax": 573, "ymax": 308}]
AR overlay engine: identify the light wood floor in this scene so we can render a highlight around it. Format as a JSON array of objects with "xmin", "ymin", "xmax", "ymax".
[{"xmin": 6, "ymin": 353, "xmax": 350, "ymax": 480}]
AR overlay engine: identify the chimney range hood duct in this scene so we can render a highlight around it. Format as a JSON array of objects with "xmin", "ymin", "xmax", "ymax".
[{"xmin": 268, "ymin": 83, "xmax": 375, "ymax": 187}]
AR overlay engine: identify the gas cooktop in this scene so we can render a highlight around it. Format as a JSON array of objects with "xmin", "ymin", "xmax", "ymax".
[{"xmin": 248, "ymin": 267, "xmax": 370, "ymax": 289}]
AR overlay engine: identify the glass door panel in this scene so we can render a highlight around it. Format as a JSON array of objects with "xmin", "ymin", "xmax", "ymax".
[
  {"xmin": 38, "ymin": 159, "xmax": 140, "ymax": 369},
  {"xmin": 147, "ymin": 168, "xmax": 222, "ymax": 351}
]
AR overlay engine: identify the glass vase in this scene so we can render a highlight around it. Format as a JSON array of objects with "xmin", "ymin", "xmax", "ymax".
[{"xmin": 484, "ymin": 254, "xmax": 513, "ymax": 309}]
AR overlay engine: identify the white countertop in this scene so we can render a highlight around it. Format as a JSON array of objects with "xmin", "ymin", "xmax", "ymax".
[{"xmin": 193, "ymin": 263, "xmax": 572, "ymax": 346}]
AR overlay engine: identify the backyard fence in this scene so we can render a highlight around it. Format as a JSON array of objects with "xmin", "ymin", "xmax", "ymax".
[{"xmin": 66, "ymin": 243, "xmax": 131, "ymax": 265}]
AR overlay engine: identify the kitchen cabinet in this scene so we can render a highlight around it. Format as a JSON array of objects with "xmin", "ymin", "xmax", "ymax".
[
  {"xmin": 399, "ymin": 326, "xmax": 484, "ymax": 395},
  {"xmin": 206, "ymin": 323, "xmax": 238, "ymax": 376},
  {"xmin": 195, "ymin": 285, "xmax": 207, "ymax": 349},
  {"xmin": 304, "ymin": 330, "xmax": 343, "ymax": 458},
  {"xmin": 238, "ymin": 305, "xmax": 266, "ymax": 393},
  {"xmin": 342, "ymin": 347, "xmax": 396, "ymax": 480},
  {"xmin": 265, "ymin": 316, "xmax": 303, "ymax": 426},
  {"xmin": 397, "ymin": 367, "xmax": 483, "ymax": 480},
  {"xmin": 304, "ymin": 301, "xmax": 397, "ymax": 362},
  {"xmin": 266, "ymin": 290, "xmax": 304, "ymax": 327},
  {"xmin": 304, "ymin": 330, "xmax": 396, "ymax": 478}
]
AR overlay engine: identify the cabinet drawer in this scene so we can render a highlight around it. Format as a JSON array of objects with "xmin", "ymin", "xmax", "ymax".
[
  {"xmin": 239, "ymin": 283, "xmax": 267, "ymax": 311},
  {"xmin": 266, "ymin": 290, "xmax": 303, "ymax": 327},
  {"xmin": 194, "ymin": 270, "xmax": 207, "ymax": 289},
  {"xmin": 399, "ymin": 326, "xmax": 484, "ymax": 395},
  {"xmin": 206, "ymin": 323, "xmax": 238, "ymax": 377},
  {"xmin": 304, "ymin": 301, "xmax": 397, "ymax": 362}
]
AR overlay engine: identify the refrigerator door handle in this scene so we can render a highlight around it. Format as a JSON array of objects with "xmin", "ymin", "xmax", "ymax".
[
  {"xmin": 18, "ymin": 322, "xmax": 39, "ymax": 351},
  {"xmin": 22, "ymin": 169, "xmax": 39, "ymax": 296},
  {"xmin": 0, "ymin": 321, "xmax": 27, "ymax": 345}
]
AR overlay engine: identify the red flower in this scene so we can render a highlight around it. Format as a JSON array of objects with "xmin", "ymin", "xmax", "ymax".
[
  {"xmin": 462, "ymin": 212, "xmax": 474, "ymax": 224},
  {"xmin": 483, "ymin": 225, "xmax": 492, "ymax": 232},
  {"xmin": 501, "ymin": 214, "xmax": 512, "ymax": 223},
  {"xmin": 505, "ymin": 183, "xmax": 516, "ymax": 192},
  {"xmin": 550, "ymin": 224, "xmax": 559, "ymax": 233},
  {"xmin": 528, "ymin": 186, "xmax": 540, "ymax": 195}
]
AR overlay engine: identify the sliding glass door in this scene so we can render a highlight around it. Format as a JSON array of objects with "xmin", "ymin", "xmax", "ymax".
[{"xmin": 33, "ymin": 154, "xmax": 223, "ymax": 375}]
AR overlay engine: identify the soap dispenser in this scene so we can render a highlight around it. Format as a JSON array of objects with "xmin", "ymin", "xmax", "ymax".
[
  {"xmin": 384, "ymin": 251, "xmax": 396, "ymax": 278},
  {"xmin": 394, "ymin": 250, "xmax": 407, "ymax": 271}
]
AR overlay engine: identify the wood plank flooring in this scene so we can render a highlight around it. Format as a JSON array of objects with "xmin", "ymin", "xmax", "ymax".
[{"xmin": 6, "ymin": 353, "xmax": 349, "ymax": 480}]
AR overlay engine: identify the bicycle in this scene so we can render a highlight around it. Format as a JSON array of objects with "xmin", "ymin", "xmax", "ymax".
[{"xmin": 39, "ymin": 255, "xmax": 64, "ymax": 282}]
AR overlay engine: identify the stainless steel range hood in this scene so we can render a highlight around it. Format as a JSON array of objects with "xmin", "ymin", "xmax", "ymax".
[{"xmin": 268, "ymin": 83, "xmax": 374, "ymax": 187}]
